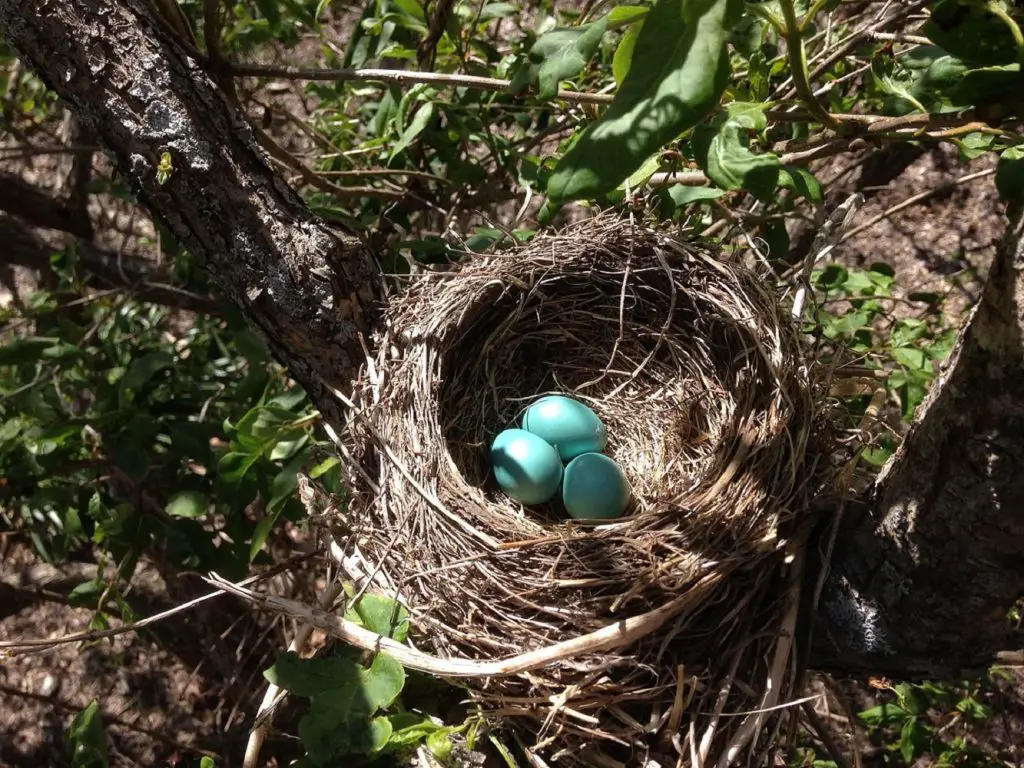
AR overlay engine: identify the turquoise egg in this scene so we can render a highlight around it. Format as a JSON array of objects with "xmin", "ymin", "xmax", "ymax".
[
  {"xmin": 522, "ymin": 395, "xmax": 607, "ymax": 461},
  {"xmin": 490, "ymin": 429, "xmax": 563, "ymax": 505},
  {"xmin": 562, "ymin": 453, "xmax": 631, "ymax": 520}
]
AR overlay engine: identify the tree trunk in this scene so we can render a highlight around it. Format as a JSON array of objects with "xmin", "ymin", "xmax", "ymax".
[
  {"xmin": 815, "ymin": 204, "xmax": 1024, "ymax": 678},
  {"xmin": 0, "ymin": 0, "xmax": 378, "ymax": 419},
  {"xmin": 2, "ymin": 0, "xmax": 1021, "ymax": 679}
]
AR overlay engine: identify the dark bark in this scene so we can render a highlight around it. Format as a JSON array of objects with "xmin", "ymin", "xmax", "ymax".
[
  {"xmin": 0, "ymin": 0, "xmax": 378, "ymax": 418},
  {"xmin": 815, "ymin": 204, "xmax": 1024, "ymax": 678}
]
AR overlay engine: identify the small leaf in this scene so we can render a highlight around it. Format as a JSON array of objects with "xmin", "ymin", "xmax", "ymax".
[
  {"xmin": 612, "ymin": 19, "xmax": 643, "ymax": 86},
  {"xmin": 345, "ymin": 594, "xmax": 411, "ymax": 642},
  {"xmin": 696, "ymin": 120, "xmax": 779, "ymax": 202},
  {"xmin": 996, "ymin": 146, "xmax": 1024, "ymax": 202},
  {"xmin": 426, "ymin": 729, "xmax": 454, "ymax": 761},
  {"xmin": 67, "ymin": 700, "xmax": 109, "ymax": 768},
  {"xmin": 516, "ymin": 18, "xmax": 609, "ymax": 99},
  {"xmin": 606, "ymin": 5, "xmax": 649, "ymax": 25},
  {"xmin": 893, "ymin": 347, "xmax": 930, "ymax": 372},
  {"xmin": 200, "ymin": 758, "xmax": 215, "ymax": 768},
  {"xmin": 119, "ymin": 352, "xmax": 173, "ymax": 404},
  {"xmin": 871, "ymin": 55, "xmax": 928, "ymax": 114},
  {"xmin": 548, "ymin": 0, "xmax": 743, "ymax": 201},
  {"xmin": 165, "ymin": 491, "xmax": 208, "ymax": 519},
  {"xmin": 857, "ymin": 702, "xmax": 906, "ymax": 725},
  {"xmin": 265, "ymin": 650, "xmax": 404, "ymax": 710},
  {"xmin": 668, "ymin": 185, "xmax": 725, "ymax": 207},
  {"xmin": 778, "ymin": 166, "xmax": 823, "ymax": 203},
  {"xmin": 723, "ymin": 101, "xmax": 767, "ymax": 130},
  {"xmin": 389, "ymin": 102, "xmax": 435, "ymax": 161}
]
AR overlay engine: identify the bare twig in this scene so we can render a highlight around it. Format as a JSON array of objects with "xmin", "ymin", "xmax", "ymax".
[
  {"xmin": 841, "ymin": 168, "xmax": 996, "ymax": 242},
  {"xmin": 0, "ymin": 554, "xmax": 315, "ymax": 655},
  {"xmin": 229, "ymin": 63, "xmax": 615, "ymax": 105}
]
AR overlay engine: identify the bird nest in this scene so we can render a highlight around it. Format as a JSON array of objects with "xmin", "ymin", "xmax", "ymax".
[{"xmin": 335, "ymin": 215, "xmax": 827, "ymax": 766}]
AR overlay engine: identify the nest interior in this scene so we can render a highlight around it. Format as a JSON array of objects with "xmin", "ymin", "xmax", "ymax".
[{"xmin": 339, "ymin": 216, "xmax": 825, "ymax": 763}]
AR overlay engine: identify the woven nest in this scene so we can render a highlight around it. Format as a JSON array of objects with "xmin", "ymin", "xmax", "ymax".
[{"xmin": 337, "ymin": 215, "xmax": 827, "ymax": 766}]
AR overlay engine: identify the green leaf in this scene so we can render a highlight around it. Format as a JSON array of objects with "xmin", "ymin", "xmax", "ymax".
[
  {"xmin": 255, "ymin": 0, "xmax": 282, "ymax": 30},
  {"xmin": 426, "ymin": 729, "xmax": 454, "ymax": 761},
  {"xmin": 778, "ymin": 166, "xmax": 823, "ymax": 203},
  {"xmin": 547, "ymin": 0, "xmax": 742, "ymax": 201},
  {"xmin": 899, "ymin": 715, "xmax": 929, "ymax": 763},
  {"xmin": 607, "ymin": 5, "xmax": 650, "ymax": 25},
  {"xmin": 345, "ymin": 594, "xmax": 411, "ymax": 642},
  {"xmin": 668, "ymin": 185, "xmax": 725, "ymax": 207},
  {"xmin": 893, "ymin": 347, "xmax": 931, "ymax": 372},
  {"xmin": 377, "ymin": 713, "xmax": 444, "ymax": 754},
  {"xmin": 264, "ymin": 650, "xmax": 405, "ymax": 709},
  {"xmin": 723, "ymin": 101, "xmax": 767, "ymax": 130},
  {"xmin": 67, "ymin": 700, "xmax": 109, "ymax": 768},
  {"xmin": 165, "ymin": 490, "xmax": 208, "ymax": 519},
  {"xmin": 200, "ymin": 758, "xmax": 215, "ymax": 768},
  {"xmin": 515, "ymin": 18, "xmax": 610, "ymax": 99},
  {"xmin": 857, "ymin": 702, "xmax": 906, "ymax": 725},
  {"xmin": 308, "ymin": 456, "xmax": 340, "ymax": 479},
  {"xmin": 996, "ymin": 146, "xmax": 1024, "ymax": 202},
  {"xmin": 696, "ymin": 120, "xmax": 779, "ymax": 202},
  {"xmin": 119, "ymin": 352, "xmax": 173, "ymax": 405},
  {"xmin": 871, "ymin": 55, "xmax": 928, "ymax": 114},
  {"xmin": 113, "ymin": 438, "xmax": 150, "ymax": 482},
  {"xmin": 612, "ymin": 18, "xmax": 643, "ymax": 86},
  {"xmin": 390, "ymin": 101, "xmax": 435, "ymax": 161}
]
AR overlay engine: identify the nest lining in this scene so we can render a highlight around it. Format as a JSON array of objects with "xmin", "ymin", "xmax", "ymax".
[{"xmin": 337, "ymin": 215, "xmax": 824, "ymax": 764}]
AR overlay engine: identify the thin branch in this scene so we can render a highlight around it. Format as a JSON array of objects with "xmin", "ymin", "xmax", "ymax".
[
  {"xmin": 229, "ymin": 63, "xmax": 615, "ymax": 105},
  {"xmin": 781, "ymin": 0, "xmax": 839, "ymax": 128},
  {"xmin": 0, "ymin": 170, "xmax": 92, "ymax": 238},
  {"xmin": 840, "ymin": 168, "xmax": 996, "ymax": 242},
  {"xmin": 0, "ymin": 553, "xmax": 316, "ymax": 655}
]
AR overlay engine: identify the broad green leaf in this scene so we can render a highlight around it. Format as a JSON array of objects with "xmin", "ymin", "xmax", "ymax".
[
  {"xmin": 667, "ymin": 185, "xmax": 725, "ymax": 207},
  {"xmin": 996, "ymin": 146, "xmax": 1024, "ymax": 202},
  {"xmin": 391, "ymin": 0, "xmax": 426, "ymax": 23},
  {"xmin": 612, "ymin": 19, "xmax": 643, "ymax": 86},
  {"xmin": 622, "ymin": 152, "xmax": 663, "ymax": 189},
  {"xmin": 165, "ymin": 490, "xmax": 208, "ymax": 519},
  {"xmin": 548, "ymin": 0, "xmax": 743, "ymax": 201},
  {"xmin": 255, "ymin": 0, "xmax": 282, "ymax": 30},
  {"xmin": 778, "ymin": 166, "xmax": 823, "ymax": 203},
  {"xmin": 514, "ymin": 18, "xmax": 609, "ymax": 99},
  {"xmin": 478, "ymin": 3, "xmax": 517, "ymax": 21},
  {"xmin": 67, "ymin": 700, "xmax": 109, "ymax": 768},
  {"xmin": 390, "ymin": 102, "xmax": 435, "ymax": 161},
  {"xmin": 696, "ymin": 120, "xmax": 779, "ymax": 202},
  {"xmin": 723, "ymin": 101, "xmax": 766, "ymax": 130},
  {"xmin": 265, "ymin": 650, "xmax": 404, "ymax": 709},
  {"xmin": 216, "ymin": 450, "xmax": 260, "ymax": 490},
  {"xmin": 345, "ymin": 594, "xmax": 411, "ymax": 642}
]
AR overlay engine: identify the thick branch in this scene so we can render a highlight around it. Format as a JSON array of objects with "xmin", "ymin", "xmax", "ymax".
[
  {"xmin": 815, "ymin": 204, "xmax": 1024, "ymax": 677},
  {"xmin": 0, "ymin": 169, "xmax": 92, "ymax": 238},
  {"xmin": 0, "ymin": 214, "xmax": 220, "ymax": 314},
  {"xmin": 0, "ymin": 0, "xmax": 377, "ymax": 407}
]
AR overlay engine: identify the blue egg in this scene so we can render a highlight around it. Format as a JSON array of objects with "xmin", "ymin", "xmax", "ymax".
[
  {"xmin": 491, "ymin": 429, "xmax": 563, "ymax": 505},
  {"xmin": 522, "ymin": 395, "xmax": 607, "ymax": 461},
  {"xmin": 562, "ymin": 453, "xmax": 631, "ymax": 520}
]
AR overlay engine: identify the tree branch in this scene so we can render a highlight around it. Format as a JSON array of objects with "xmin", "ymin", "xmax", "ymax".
[
  {"xmin": 0, "ymin": 169, "xmax": 92, "ymax": 238},
  {"xmin": 0, "ymin": 0, "xmax": 378, "ymax": 411},
  {"xmin": 815, "ymin": 202, "xmax": 1024, "ymax": 677},
  {"xmin": 0, "ymin": 214, "xmax": 221, "ymax": 314}
]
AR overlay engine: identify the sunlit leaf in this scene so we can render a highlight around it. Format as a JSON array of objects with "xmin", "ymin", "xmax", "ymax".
[{"xmin": 548, "ymin": 0, "xmax": 743, "ymax": 201}]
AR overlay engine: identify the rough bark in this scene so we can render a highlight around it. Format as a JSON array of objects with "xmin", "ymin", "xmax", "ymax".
[
  {"xmin": 816, "ymin": 204, "xmax": 1024, "ymax": 677},
  {"xmin": 0, "ymin": 0, "xmax": 378, "ymax": 417}
]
